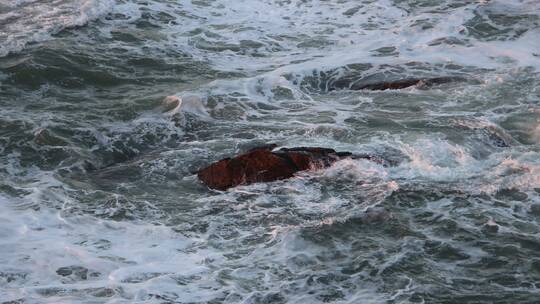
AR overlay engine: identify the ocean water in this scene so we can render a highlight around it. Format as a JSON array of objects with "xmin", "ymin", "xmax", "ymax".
[{"xmin": 0, "ymin": 0, "xmax": 539, "ymax": 303}]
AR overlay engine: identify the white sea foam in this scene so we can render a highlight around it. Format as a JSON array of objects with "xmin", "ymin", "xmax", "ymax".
[
  {"xmin": 0, "ymin": 193, "xmax": 221, "ymax": 303},
  {"xmin": 135, "ymin": 0, "xmax": 540, "ymax": 82},
  {"xmin": 0, "ymin": 0, "xmax": 114, "ymax": 57}
]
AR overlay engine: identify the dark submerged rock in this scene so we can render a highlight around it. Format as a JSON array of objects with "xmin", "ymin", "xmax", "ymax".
[
  {"xmin": 197, "ymin": 145, "xmax": 359, "ymax": 190},
  {"xmin": 350, "ymin": 76, "xmax": 470, "ymax": 91}
]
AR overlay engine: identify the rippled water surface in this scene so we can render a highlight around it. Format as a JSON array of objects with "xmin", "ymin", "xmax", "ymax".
[{"xmin": 1, "ymin": 0, "xmax": 540, "ymax": 303}]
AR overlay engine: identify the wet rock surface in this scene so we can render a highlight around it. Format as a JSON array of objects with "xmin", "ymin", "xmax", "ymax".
[
  {"xmin": 197, "ymin": 145, "xmax": 358, "ymax": 190},
  {"xmin": 350, "ymin": 76, "xmax": 471, "ymax": 91}
]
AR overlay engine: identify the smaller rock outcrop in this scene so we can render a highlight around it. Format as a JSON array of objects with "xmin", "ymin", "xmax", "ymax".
[
  {"xmin": 197, "ymin": 145, "xmax": 354, "ymax": 190},
  {"xmin": 351, "ymin": 76, "xmax": 470, "ymax": 91}
]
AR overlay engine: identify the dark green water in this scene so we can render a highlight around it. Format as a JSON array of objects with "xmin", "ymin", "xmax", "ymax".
[{"xmin": 1, "ymin": 0, "xmax": 540, "ymax": 303}]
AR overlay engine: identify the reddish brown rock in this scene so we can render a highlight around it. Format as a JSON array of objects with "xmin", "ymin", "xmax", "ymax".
[{"xmin": 197, "ymin": 145, "xmax": 352, "ymax": 190}]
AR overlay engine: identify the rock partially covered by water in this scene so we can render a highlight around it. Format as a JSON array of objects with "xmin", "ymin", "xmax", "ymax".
[
  {"xmin": 197, "ymin": 145, "xmax": 353, "ymax": 190},
  {"xmin": 351, "ymin": 76, "xmax": 471, "ymax": 91}
]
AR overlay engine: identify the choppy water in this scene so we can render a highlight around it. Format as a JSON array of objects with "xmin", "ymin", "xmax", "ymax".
[{"xmin": 1, "ymin": 0, "xmax": 540, "ymax": 303}]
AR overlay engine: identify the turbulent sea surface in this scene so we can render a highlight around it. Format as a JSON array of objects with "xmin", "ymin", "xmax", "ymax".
[{"xmin": 1, "ymin": 0, "xmax": 540, "ymax": 303}]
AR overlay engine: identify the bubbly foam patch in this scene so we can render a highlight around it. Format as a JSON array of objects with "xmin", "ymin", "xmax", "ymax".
[
  {"xmin": 0, "ymin": 194, "xmax": 218, "ymax": 303},
  {"xmin": 0, "ymin": 0, "xmax": 114, "ymax": 57}
]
